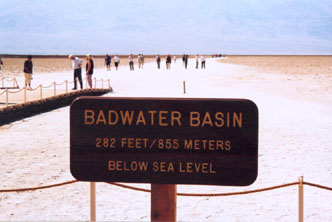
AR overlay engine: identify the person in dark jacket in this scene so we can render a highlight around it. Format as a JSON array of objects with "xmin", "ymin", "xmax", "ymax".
[
  {"xmin": 156, "ymin": 54, "xmax": 161, "ymax": 69},
  {"xmin": 86, "ymin": 54, "xmax": 94, "ymax": 88},
  {"xmin": 184, "ymin": 54, "xmax": 189, "ymax": 69},
  {"xmin": 104, "ymin": 54, "xmax": 111, "ymax": 71},
  {"xmin": 23, "ymin": 55, "xmax": 33, "ymax": 89},
  {"xmin": 0, "ymin": 57, "xmax": 3, "ymax": 71},
  {"xmin": 166, "ymin": 54, "xmax": 172, "ymax": 69}
]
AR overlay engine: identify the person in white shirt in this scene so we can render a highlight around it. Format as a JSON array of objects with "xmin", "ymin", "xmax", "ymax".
[
  {"xmin": 68, "ymin": 54, "xmax": 83, "ymax": 89},
  {"xmin": 200, "ymin": 55, "xmax": 206, "ymax": 69},
  {"xmin": 114, "ymin": 55, "xmax": 120, "ymax": 70}
]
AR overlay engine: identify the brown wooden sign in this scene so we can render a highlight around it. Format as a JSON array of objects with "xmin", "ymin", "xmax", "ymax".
[{"xmin": 70, "ymin": 97, "xmax": 258, "ymax": 186}]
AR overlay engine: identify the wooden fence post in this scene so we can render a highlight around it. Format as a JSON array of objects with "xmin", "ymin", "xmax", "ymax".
[
  {"xmin": 40, "ymin": 85, "xmax": 42, "ymax": 99},
  {"xmin": 24, "ymin": 87, "xmax": 27, "ymax": 103},
  {"xmin": 298, "ymin": 176, "xmax": 304, "ymax": 222},
  {"xmin": 5, "ymin": 89, "xmax": 8, "ymax": 107}
]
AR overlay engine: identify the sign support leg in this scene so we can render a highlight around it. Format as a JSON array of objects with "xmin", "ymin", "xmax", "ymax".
[
  {"xmin": 151, "ymin": 184, "xmax": 177, "ymax": 222},
  {"xmin": 90, "ymin": 182, "xmax": 96, "ymax": 222}
]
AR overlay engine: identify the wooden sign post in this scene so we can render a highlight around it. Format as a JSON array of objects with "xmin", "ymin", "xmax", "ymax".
[
  {"xmin": 151, "ymin": 184, "xmax": 177, "ymax": 221},
  {"xmin": 70, "ymin": 97, "xmax": 259, "ymax": 220}
]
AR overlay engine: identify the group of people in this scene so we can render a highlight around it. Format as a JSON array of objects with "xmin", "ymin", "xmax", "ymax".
[
  {"xmin": 127, "ymin": 54, "xmax": 145, "ymax": 71},
  {"xmin": 104, "ymin": 54, "xmax": 120, "ymax": 71},
  {"xmin": 68, "ymin": 54, "xmax": 94, "ymax": 89},
  {"xmin": 106, "ymin": 54, "xmax": 148, "ymax": 71},
  {"xmin": 155, "ymin": 54, "xmax": 206, "ymax": 70},
  {"xmin": 19, "ymin": 54, "xmax": 95, "ymax": 90},
  {"xmin": 105, "ymin": 53, "xmax": 207, "ymax": 71},
  {"xmin": 195, "ymin": 55, "xmax": 206, "ymax": 69},
  {"xmin": 182, "ymin": 54, "xmax": 206, "ymax": 69},
  {"xmin": 14, "ymin": 53, "xmax": 208, "ymax": 91},
  {"xmin": 16, "ymin": 54, "xmax": 92, "ymax": 90}
]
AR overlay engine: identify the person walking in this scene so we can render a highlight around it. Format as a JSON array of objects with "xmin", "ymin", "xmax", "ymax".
[
  {"xmin": 0, "ymin": 57, "xmax": 3, "ymax": 71},
  {"xmin": 140, "ymin": 54, "xmax": 144, "ymax": 69},
  {"xmin": 166, "ymin": 54, "xmax": 172, "ymax": 69},
  {"xmin": 86, "ymin": 54, "xmax": 94, "ymax": 88},
  {"xmin": 156, "ymin": 54, "xmax": 161, "ymax": 69},
  {"xmin": 138, "ymin": 54, "xmax": 142, "ymax": 69},
  {"xmin": 23, "ymin": 55, "xmax": 33, "ymax": 89},
  {"xmin": 201, "ymin": 55, "xmax": 206, "ymax": 69},
  {"xmin": 128, "ymin": 54, "xmax": 134, "ymax": 71},
  {"xmin": 138, "ymin": 54, "xmax": 144, "ymax": 69},
  {"xmin": 173, "ymin": 55, "xmax": 176, "ymax": 63},
  {"xmin": 195, "ymin": 54, "xmax": 199, "ymax": 69},
  {"xmin": 104, "ymin": 54, "xmax": 111, "ymax": 71},
  {"xmin": 184, "ymin": 54, "xmax": 189, "ymax": 69},
  {"xmin": 69, "ymin": 54, "xmax": 83, "ymax": 90},
  {"xmin": 114, "ymin": 55, "xmax": 120, "ymax": 70}
]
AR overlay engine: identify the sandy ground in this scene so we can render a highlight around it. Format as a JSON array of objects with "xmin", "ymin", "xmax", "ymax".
[
  {"xmin": 219, "ymin": 56, "xmax": 332, "ymax": 104},
  {"xmin": 220, "ymin": 56, "xmax": 332, "ymax": 76},
  {"xmin": 0, "ymin": 57, "xmax": 331, "ymax": 221}
]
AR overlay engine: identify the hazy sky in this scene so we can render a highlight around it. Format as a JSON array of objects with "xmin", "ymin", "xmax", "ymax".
[{"xmin": 1, "ymin": 0, "xmax": 331, "ymax": 55}]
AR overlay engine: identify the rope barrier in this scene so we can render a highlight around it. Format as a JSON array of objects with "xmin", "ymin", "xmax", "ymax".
[
  {"xmin": 1, "ymin": 76, "xmax": 19, "ymax": 89},
  {"xmin": 107, "ymin": 182, "xmax": 151, "ymax": 193},
  {"xmin": 29, "ymin": 85, "xmax": 40, "ymax": 91},
  {"xmin": 56, "ymin": 80, "xmax": 67, "ymax": 85},
  {"xmin": 177, "ymin": 182, "xmax": 299, "ymax": 197},
  {"xmin": 1, "ymin": 180, "xmax": 331, "ymax": 196},
  {"xmin": 0, "ymin": 90, "xmax": 7, "ymax": 96},
  {"xmin": 7, "ymin": 87, "xmax": 26, "ymax": 93},
  {"xmin": 0, "ymin": 180, "xmax": 78, "ymax": 193},
  {"xmin": 303, "ymin": 181, "xmax": 332, "ymax": 191},
  {"xmin": 42, "ymin": 82, "xmax": 55, "ymax": 88},
  {"xmin": 1, "ymin": 78, "xmax": 111, "ymax": 91},
  {"xmin": 0, "ymin": 77, "xmax": 111, "ymax": 107},
  {"xmin": 1, "ymin": 77, "xmax": 16, "ymax": 81},
  {"xmin": 107, "ymin": 182, "xmax": 300, "ymax": 197}
]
